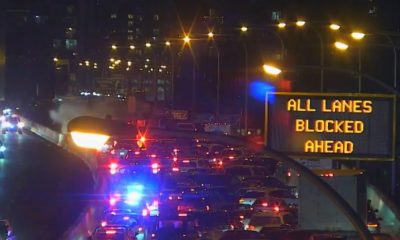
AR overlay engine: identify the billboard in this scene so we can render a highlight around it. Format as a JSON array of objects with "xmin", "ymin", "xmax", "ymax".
[{"xmin": 265, "ymin": 92, "xmax": 396, "ymax": 160}]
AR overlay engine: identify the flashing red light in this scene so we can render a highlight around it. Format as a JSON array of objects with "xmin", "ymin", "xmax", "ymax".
[
  {"xmin": 273, "ymin": 206, "xmax": 280, "ymax": 212},
  {"xmin": 287, "ymin": 171, "xmax": 292, "ymax": 177},
  {"xmin": 168, "ymin": 196, "xmax": 173, "ymax": 200},
  {"xmin": 142, "ymin": 208, "xmax": 149, "ymax": 216},
  {"xmin": 172, "ymin": 167, "xmax": 179, "ymax": 172},
  {"xmin": 173, "ymin": 157, "xmax": 178, "ymax": 161},
  {"xmin": 134, "ymin": 151, "xmax": 140, "ymax": 155},
  {"xmin": 151, "ymin": 163, "xmax": 159, "ymax": 169},
  {"xmin": 178, "ymin": 213, "xmax": 188, "ymax": 217},
  {"xmin": 182, "ymin": 160, "xmax": 190, "ymax": 163},
  {"xmin": 140, "ymin": 136, "xmax": 146, "ymax": 143},
  {"xmin": 101, "ymin": 221, "xmax": 107, "ymax": 227},
  {"xmin": 152, "ymin": 200, "xmax": 159, "ymax": 206},
  {"xmin": 138, "ymin": 227, "xmax": 143, "ymax": 232},
  {"xmin": 111, "ymin": 150, "xmax": 116, "ymax": 155},
  {"xmin": 106, "ymin": 230, "xmax": 116, "ymax": 235},
  {"xmin": 150, "ymin": 154, "xmax": 157, "ymax": 158},
  {"xmin": 110, "ymin": 163, "xmax": 118, "ymax": 169},
  {"xmin": 218, "ymin": 161, "xmax": 223, "ymax": 166},
  {"xmin": 262, "ymin": 202, "xmax": 269, "ymax": 207}
]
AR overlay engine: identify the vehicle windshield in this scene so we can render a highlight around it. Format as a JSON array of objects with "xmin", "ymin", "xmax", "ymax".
[{"xmin": 250, "ymin": 216, "xmax": 282, "ymax": 225}]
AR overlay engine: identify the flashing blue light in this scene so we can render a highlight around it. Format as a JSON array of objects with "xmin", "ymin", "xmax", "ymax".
[
  {"xmin": 125, "ymin": 184, "xmax": 144, "ymax": 206},
  {"xmin": 0, "ymin": 146, "xmax": 6, "ymax": 152},
  {"xmin": 249, "ymin": 80, "xmax": 276, "ymax": 102}
]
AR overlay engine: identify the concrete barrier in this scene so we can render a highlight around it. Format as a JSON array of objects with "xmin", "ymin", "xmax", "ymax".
[{"xmin": 20, "ymin": 117, "xmax": 103, "ymax": 240}]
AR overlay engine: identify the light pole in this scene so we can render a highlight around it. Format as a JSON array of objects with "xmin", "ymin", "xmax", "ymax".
[
  {"xmin": 208, "ymin": 31, "xmax": 221, "ymax": 119},
  {"xmin": 183, "ymin": 35, "xmax": 197, "ymax": 115},
  {"xmin": 240, "ymin": 26, "xmax": 250, "ymax": 132}
]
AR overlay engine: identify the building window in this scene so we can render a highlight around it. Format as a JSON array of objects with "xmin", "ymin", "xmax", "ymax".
[
  {"xmin": 66, "ymin": 39, "xmax": 77, "ymax": 50},
  {"xmin": 110, "ymin": 13, "xmax": 117, "ymax": 19},
  {"xmin": 153, "ymin": 14, "xmax": 159, "ymax": 21},
  {"xmin": 53, "ymin": 39, "xmax": 62, "ymax": 49},
  {"xmin": 128, "ymin": 20, "xmax": 134, "ymax": 27},
  {"xmin": 127, "ymin": 29, "xmax": 133, "ymax": 33},
  {"xmin": 127, "ymin": 35, "xmax": 134, "ymax": 41},
  {"xmin": 128, "ymin": 14, "xmax": 134, "ymax": 19}
]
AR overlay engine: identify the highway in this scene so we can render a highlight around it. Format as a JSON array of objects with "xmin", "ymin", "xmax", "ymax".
[{"xmin": 0, "ymin": 130, "xmax": 93, "ymax": 239}]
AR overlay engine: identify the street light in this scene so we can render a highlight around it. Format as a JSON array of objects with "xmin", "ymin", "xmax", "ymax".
[
  {"xmin": 240, "ymin": 26, "xmax": 248, "ymax": 32},
  {"xmin": 111, "ymin": 44, "xmax": 117, "ymax": 50},
  {"xmin": 263, "ymin": 64, "xmax": 282, "ymax": 76},
  {"xmin": 129, "ymin": 45, "xmax": 135, "ymax": 50},
  {"xmin": 165, "ymin": 41, "xmax": 171, "ymax": 46},
  {"xmin": 183, "ymin": 35, "xmax": 191, "ymax": 44},
  {"xmin": 208, "ymin": 32, "xmax": 214, "ymax": 38},
  {"xmin": 53, "ymin": 57, "xmax": 59, "ymax": 62},
  {"xmin": 330, "ymin": 23, "xmax": 341, "ymax": 31},
  {"xmin": 145, "ymin": 42, "xmax": 151, "ymax": 48},
  {"xmin": 351, "ymin": 32, "xmax": 366, "ymax": 40},
  {"xmin": 334, "ymin": 41, "xmax": 349, "ymax": 50},
  {"xmin": 296, "ymin": 20, "xmax": 306, "ymax": 27}
]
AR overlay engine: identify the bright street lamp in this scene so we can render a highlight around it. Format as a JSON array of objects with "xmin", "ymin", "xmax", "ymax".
[
  {"xmin": 334, "ymin": 41, "xmax": 349, "ymax": 50},
  {"xmin": 330, "ymin": 23, "xmax": 341, "ymax": 31},
  {"xmin": 165, "ymin": 41, "xmax": 171, "ymax": 46},
  {"xmin": 129, "ymin": 45, "xmax": 135, "ymax": 50},
  {"xmin": 296, "ymin": 20, "xmax": 306, "ymax": 27},
  {"xmin": 183, "ymin": 35, "xmax": 191, "ymax": 44},
  {"xmin": 278, "ymin": 22, "xmax": 286, "ymax": 29},
  {"xmin": 263, "ymin": 64, "xmax": 282, "ymax": 76},
  {"xmin": 145, "ymin": 42, "xmax": 151, "ymax": 48},
  {"xmin": 240, "ymin": 26, "xmax": 248, "ymax": 32},
  {"xmin": 111, "ymin": 44, "xmax": 117, "ymax": 50},
  {"xmin": 351, "ymin": 32, "xmax": 365, "ymax": 40},
  {"xmin": 53, "ymin": 57, "xmax": 59, "ymax": 62},
  {"xmin": 208, "ymin": 32, "xmax": 214, "ymax": 38}
]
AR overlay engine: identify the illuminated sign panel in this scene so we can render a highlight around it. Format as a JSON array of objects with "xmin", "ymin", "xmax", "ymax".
[{"xmin": 265, "ymin": 93, "xmax": 396, "ymax": 160}]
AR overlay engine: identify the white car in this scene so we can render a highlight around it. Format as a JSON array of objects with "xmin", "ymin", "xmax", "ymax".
[{"xmin": 245, "ymin": 211, "xmax": 295, "ymax": 232}]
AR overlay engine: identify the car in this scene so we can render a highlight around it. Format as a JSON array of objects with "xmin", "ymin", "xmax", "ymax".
[
  {"xmin": 245, "ymin": 211, "xmax": 296, "ymax": 232},
  {"xmin": 92, "ymin": 226, "xmax": 142, "ymax": 240},
  {"xmin": 219, "ymin": 230, "xmax": 266, "ymax": 240},
  {"xmin": 1, "ymin": 116, "xmax": 23, "ymax": 134}
]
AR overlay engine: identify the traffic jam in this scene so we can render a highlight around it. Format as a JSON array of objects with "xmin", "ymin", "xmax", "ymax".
[{"xmin": 89, "ymin": 131, "xmax": 302, "ymax": 240}]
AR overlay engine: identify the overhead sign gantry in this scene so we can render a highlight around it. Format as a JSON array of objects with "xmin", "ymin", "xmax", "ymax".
[{"xmin": 265, "ymin": 92, "xmax": 396, "ymax": 160}]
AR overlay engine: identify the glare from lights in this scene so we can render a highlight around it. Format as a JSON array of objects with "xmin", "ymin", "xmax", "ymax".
[
  {"xmin": 127, "ymin": 61, "xmax": 132, "ymax": 66},
  {"xmin": 84, "ymin": 60, "xmax": 90, "ymax": 66},
  {"xmin": 296, "ymin": 20, "xmax": 306, "ymax": 27},
  {"xmin": 145, "ymin": 42, "xmax": 151, "ymax": 48},
  {"xmin": 329, "ymin": 23, "xmax": 341, "ymax": 31},
  {"xmin": 111, "ymin": 44, "xmax": 117, "ymax": 50},
  {"xmin": 277, "ymin": 22, "xmax": 286, "ymax": 29},
  {"xmin": 351, "ymin": 32, "xmax": 365, "ymax": 40},
  {"xmin": 334, "ymin": 41, "xmax": 349, "ymax": 50},
  {"xmin": 208, "ymin": 32, "xmax": 214, "ymax": 38},
  {"xmin": 70, "ymin": 131, "xmax": 110, "ymax": 150},
  {"xmin": 110, "ymin": 58, "xmax": 115, "ymax": 62},
  {"xmin": 129, "ymin": 45, "xmax": 135, "ymax": 50},
  {"xmin": 183, "ymin": 35, "xmax": 191, "ymax": 44},
  {"xmin": 53, "ymin": 57, "xmax": 59, "ymax": 62},
  {"xmin": 165, "ymin": 41, "xmax": 171, "ymax": 46},
  {"xmin": 262, "ymin": 64, "xmax": 282, "ymax": 76},
  {"xmin": 240, "ymin": 26, "xmax": 248, "ymax": 32}
]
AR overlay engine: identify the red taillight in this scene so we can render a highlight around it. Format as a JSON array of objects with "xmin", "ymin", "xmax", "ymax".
[
  {"xmin": 218, "ymin": 161, "xmax": 223, "ymax": 166},
  {"xmin": 248, "ymin": 225, "xmax": 255, "ymax": 230},
  {"xmin": 262, "ymin": 202, "xmax": 268, "ymax": 207},
  {"xmin": 106, "ymin": 230, "xmax": 116, "ymax": 235},
  {"xmin": 273, "ymin": 206, "xmax": 280, "ymax": 212},
  {"xmin": 173, "ymin": 157, "xmax": 178, "ymax": 161}
]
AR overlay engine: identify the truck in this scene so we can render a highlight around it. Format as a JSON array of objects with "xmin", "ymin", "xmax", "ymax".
[{"xmin": 298, "ymin": 169, "xmax": 367, "ymax": 232}]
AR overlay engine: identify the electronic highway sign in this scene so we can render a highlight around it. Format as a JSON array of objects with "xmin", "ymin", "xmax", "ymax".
[{"xmin": 265, "ymin": 92, "xmax": 396, "ymax": 160}]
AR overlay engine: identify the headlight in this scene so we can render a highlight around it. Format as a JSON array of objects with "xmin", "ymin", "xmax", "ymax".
[
  {"xmin": 17, "ymin": 122, "xmax": 24, "ymax": 128},
  {"xmin": 2, "ymin": 122, "xmax": 11, "ymax": 128}
]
